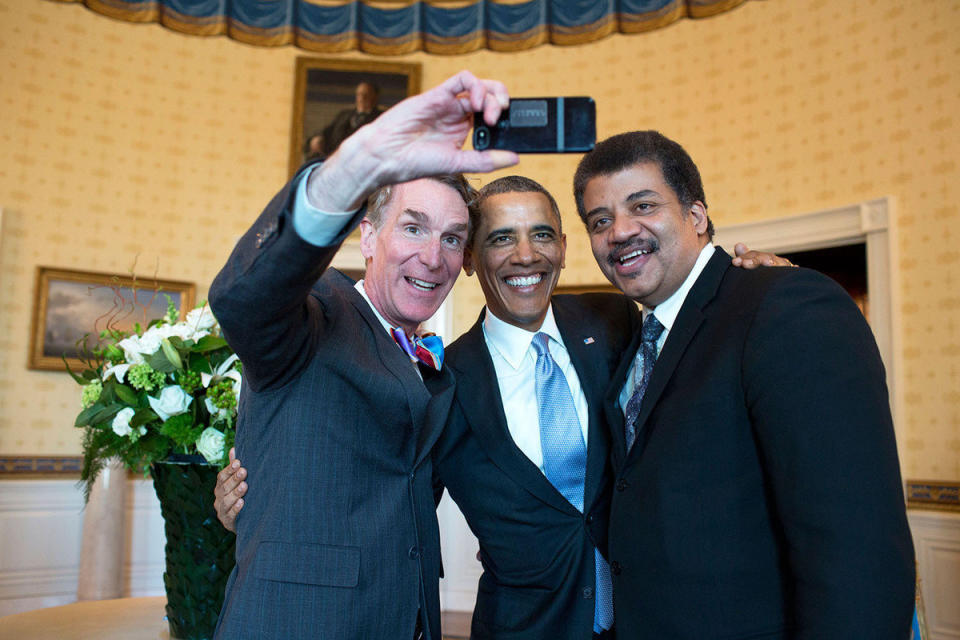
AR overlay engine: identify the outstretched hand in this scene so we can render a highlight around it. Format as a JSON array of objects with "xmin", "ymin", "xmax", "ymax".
[
  {"xmin": 307, "ymin": 71, "xmax": 519, "ymax": 212},
  {"xmin": 731, "ymin": 242, "xmax": 796, "ymax": 268},
  {"xmin": 213, "ymin": 447, "xmax": 246, "ymax": 533}
]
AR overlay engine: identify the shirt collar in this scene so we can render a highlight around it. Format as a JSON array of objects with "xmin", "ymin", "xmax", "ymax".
[
  {"xmin": 644, "ymin": 244, "xmax": 716, "ymax": 331},
  {"xmin": 482, "ymin": 303, "xmax": 562, "ymax": 370},
  {"xmin": 354, "ymin": 279, "xmax": 409, "ymax": 337}
]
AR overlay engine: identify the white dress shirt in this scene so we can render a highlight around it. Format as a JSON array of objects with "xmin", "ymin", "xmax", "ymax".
[
  {"xmin": 483, "ymin": 305, "xmax": 589, "ymax": 473},
  {"xmin": 353, "ymin": 280, "xmax": 424, "ymax": 378},
  {"xmin": 619, "ymin": 244, "xmax": 716, "ymax": 414},
  {"xmin": 293, "ymin": 165, "xmax": 361, "ymax": 246}
]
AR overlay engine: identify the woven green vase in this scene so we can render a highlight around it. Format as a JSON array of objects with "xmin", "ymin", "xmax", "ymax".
[{"xmin": 151, "ymin": 455, "xmax": 236, "ymax": 640}]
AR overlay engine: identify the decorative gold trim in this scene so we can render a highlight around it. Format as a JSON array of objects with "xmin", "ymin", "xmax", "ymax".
[
  {"xmin": 619, "ymin": 2, "xmax": 689, "ymax": 34},
  {"xmin": 487, "ymin": 26, "xmax": 549, "ymax": 53},
  {"xmin": 0, "ymin": 456, "xmax": 83, "ymax": 477},
  {"xmin": 906, "ymin": 479, "xmax": 960, "ymax": 512},
  {"xmin": 689, "ymin": 0, "xmax": 750, "ymax": 20},
  {"xmin": 51, "ymin": 0, "xmax": 753, "ymax": 55}
]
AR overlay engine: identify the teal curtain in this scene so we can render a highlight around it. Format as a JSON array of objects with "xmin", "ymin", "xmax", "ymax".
[{"xmin": 52, "ymin": 0, "xmax": 750, "ymax": 55}]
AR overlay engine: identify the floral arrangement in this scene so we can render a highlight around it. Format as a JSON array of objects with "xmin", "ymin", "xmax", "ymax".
[{"xmin": 71, "ymin": 298, "xmax": 241, "ymax": 501}]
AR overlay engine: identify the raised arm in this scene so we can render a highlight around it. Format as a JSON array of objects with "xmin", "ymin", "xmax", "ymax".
[
  {"xmin": 209, "ymin": 71, "xmax": 519, "ymax": 391},
  {"xmin": 306, "ymin": 70, "xmax": 517, "ymax": 212}
]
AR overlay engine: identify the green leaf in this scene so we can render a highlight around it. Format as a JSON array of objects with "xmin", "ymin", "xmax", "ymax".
[
  {"xmin": 161, "ymin": 338, "xmax": 184, "ymax": 370},
  {"xmin": 188, "ymin": 352, "xmax": 212, "ymax": 374},
  {"xmin": 75, "ymin": 404, "xmax": 102, "ymax": 427},
  {"xmin": 130, "ymin": 407, "xmax": 159, "ymax": 428},
  {"xmin": 114, "ymin": 384, "xmax": 139, "ymax": 407},
  {"xmin": 146, "ymin": 349, "xmax": 177, "ymax": 374},
  {"xmin": 81, "ymin": 369, "xmax": 99, "ymax": 381},
  {"xmin": 76, "ymin": 403, "xmax": 123, "ymax": 428},
  {"xmin": 192, "ymin": 336, "xmax": 228, "ymax": 353},
  {"xmin": 63, "ymin": 358, "xmax": 88, "ymax": 385}
]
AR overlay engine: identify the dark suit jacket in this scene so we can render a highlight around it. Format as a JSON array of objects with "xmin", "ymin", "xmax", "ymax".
[
  {"xmin": 606, "ymin": 248, "xmax": 915, "ymax": 639},
  {"xmin": 435, "ymin": 294, "xmax": 640, "ymax": 639},
  {"xmin": 323, "ymin": 107, "xmax": 385, "ymax": 155},
  {"xmin": 209, "ymin": 169, "xmax": 455, "ymax": 640}
]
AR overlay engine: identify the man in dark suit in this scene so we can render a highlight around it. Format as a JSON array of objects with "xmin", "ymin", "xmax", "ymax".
[
  {"xmin": 215, "ymin": 176, "xmax": 638, "ymax": 639},
  {"xmin": 213, "ymin": 175, "xmax": 787, "ymax": 638},
  {"xmin": 208, "ymin": 71, "xmax": 518, "ymax": 640},
  {"xmin": 434, "ymin": 176, "xmax": 639, "ymax": 639},
  {"xmin": 574, "ymin": 130, "xmax": 916, "ymax": 639},
  {"xmin": 322, "ymin": 81, "xmax": 385, "ymax": 156}
]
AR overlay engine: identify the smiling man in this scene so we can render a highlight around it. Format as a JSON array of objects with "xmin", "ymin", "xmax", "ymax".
[
  {"xmin": 433, "ymin": 176, "xmax": 638, "ymax": 639},
  {"xmin": 208, "ymin": 72, "xmax": 517, "ymax": 640},
  {"xmin": 213, "ymin": 173, "xmax": 792, "ymax": 639},
  {"xmin": 574, "ymin": 131, "xmax": 915, "ymax": 639}
]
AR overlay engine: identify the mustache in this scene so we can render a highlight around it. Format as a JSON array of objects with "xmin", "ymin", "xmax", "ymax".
[{"xmin": 606, "ymin": 238, "xmax": 659, "ymax": 267}]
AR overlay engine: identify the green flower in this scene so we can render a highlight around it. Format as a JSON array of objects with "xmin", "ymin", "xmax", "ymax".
[
  {"xmin": 128, "ymin": 364, "xmax": 166, "ymax": 391},
  {"xmin": 160, "ymin": 413, "xmax": 203, "ymax": 449},
  {"xmin": 176, "ymin": 370, "xmax": 202, "ymax": 395},
  {"xmin": 81, "ymin": 380, "xmax": 103, "ymax": 408},
  {"xmin": 163, "ymin": 294, "xmax": 179, "ymax": 325},
  {"xmin": 207, "ymin": 380, "xmax": 237, "ymax": 411}
]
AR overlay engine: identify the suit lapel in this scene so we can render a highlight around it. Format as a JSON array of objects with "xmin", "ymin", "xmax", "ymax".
[
  {"xmin": 342, "ymin": 276, "xmax": 432, "ymax": 458},
  {"xmin": 554, "ymin": 299, "xmax": 610, "ymax": 511},
  {"xmin": 605, "ymin": 327, "xmax": 642, "ymax": 471},
  {"xmin": 450, "ymin": 313, "xmax": 579, "ymax": 515},
  {"xmin": 625, "ymin": 249, "xmax": 732, "ymax": 466},
  {"xmin": 416, "ymin": 365, "xmax": 455, "ymax": 467}
]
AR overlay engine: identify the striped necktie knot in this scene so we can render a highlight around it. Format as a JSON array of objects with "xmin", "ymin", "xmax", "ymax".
[{"xmin": 624, "ymin": 313, "xmax": 665, "ymax": 450}]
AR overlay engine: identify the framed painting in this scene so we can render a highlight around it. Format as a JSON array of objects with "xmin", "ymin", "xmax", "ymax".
[
  {"xmin": 29, "ymin": 267, "xmax": 196, "ymax": 371},
  {"xmin": 288, "ymin": 57, "xmax": 422, "ymax": 177}
]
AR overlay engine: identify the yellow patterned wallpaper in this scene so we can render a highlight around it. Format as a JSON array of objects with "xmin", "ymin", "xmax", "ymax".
[{"xmin": 0, "ymin": 0, "xmax": 957, "ymax": 479}]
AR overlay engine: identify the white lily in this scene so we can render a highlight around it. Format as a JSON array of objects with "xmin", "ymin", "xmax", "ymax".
[
  {"xmin": 102, "ymin": 363, "xmax": 132, "ymax": 383},
  {"xmin": 200, "ymin": 354, "xmax": 240, "ymax": 388}
]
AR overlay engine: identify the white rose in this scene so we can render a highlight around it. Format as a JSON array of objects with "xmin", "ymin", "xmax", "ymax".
[
  {"xmin": 138, "ymin": 328, "xmax": 163, "ymax": 354},
  {"xmin": 186, "ymin": 305, "xmax": 217, "ymax": 331},
  {"xmin": 148, "ymin": 385, "xmax": 193, "ymax": 421},
  {"xmin": 196, "ymin": 427, "xmax": 226, "ymax": 464},
  {"xmin": 111, "ymin": 407, "xmax": 136, "ymax": 437}
]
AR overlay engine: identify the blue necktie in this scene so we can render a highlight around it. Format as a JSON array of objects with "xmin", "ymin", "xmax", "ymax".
[
  {"xmin": 624, "ymin": 314, "xmax": 666, "ymax": 451},
  {"xmin": 531, "ymin": 333, "xmax": 613, "ymax": 633}
]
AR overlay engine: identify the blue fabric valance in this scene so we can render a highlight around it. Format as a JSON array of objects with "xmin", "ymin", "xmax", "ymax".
[{"xmin": 53, "ymin": 0, "xmax": 750, "ymax": 55}]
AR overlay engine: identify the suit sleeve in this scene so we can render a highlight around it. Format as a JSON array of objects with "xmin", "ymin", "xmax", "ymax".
[
  {"xmin": 741, "ymin": 269, "xmax": 915, "ymax": 639},
  {"xmin": 209, "ymin": 164, "xmax": 365, "ymax": 392}
]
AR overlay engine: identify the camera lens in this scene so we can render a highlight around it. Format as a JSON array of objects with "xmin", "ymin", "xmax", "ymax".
[{"xmin": 474, "ymin": 127, "xmax": 490, "ymax": 150}]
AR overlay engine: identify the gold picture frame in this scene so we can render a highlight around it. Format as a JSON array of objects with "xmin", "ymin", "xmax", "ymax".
[
  {"xmin": 29, "ymin": 267, "xmax": 196, "ymax": 372},
  {"xmin": 288, "ymin": 56, "xmax": 422, "ymax": 177}
]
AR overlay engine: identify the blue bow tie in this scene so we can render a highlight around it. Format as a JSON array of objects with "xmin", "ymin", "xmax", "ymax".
[{"xmin": 391, "ymin": 329, "xmax": 444, "ymax": 371}]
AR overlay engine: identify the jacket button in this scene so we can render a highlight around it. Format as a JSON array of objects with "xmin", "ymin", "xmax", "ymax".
[
  {"xmin": 610, "ymin": 561, "xmax": 621, "ymax": 576},
  {"xmin": 582, "ymin": 586, "xmax": 593, "ymax": 599},
  {"xmin": 408, "ymin": 546, "xmax": 420, "ymax": 559},
  {"xmin": 616, "ymin": 479, "xmax": 628, "ymax": 491},
  {"xmin": 586, "ymin": 513, "xmax": 594, "ymax": 523}
]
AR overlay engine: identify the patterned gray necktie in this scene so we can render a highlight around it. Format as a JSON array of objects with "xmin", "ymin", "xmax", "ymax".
[
  {"xmin": 624, "ymin": 314, "xmax": 666, "ymax": 451},
  {"xmin": 531, "ymin": 333, "xmax": 613, "ymax": 632}
]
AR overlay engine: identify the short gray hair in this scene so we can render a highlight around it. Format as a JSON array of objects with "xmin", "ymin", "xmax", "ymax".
[{"xmin": 364, "ymin": 174, "xmax": 477, "ymax": 229}]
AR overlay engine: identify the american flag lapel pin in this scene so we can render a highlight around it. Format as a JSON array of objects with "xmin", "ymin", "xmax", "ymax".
[{"xmin": 583, "ymin": 337, "xmax": 595, "ymax": 345}]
